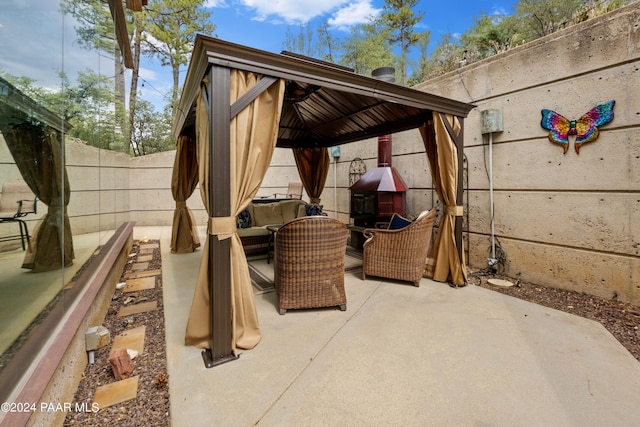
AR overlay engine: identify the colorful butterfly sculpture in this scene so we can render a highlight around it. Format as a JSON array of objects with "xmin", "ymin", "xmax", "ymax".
[{"xmin": 540, "ymin": 100, "xmax": 615, "ymax": 154}]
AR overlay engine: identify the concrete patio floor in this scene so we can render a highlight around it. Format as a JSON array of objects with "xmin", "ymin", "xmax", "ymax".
[{"xmin": 141, "ymin": 226, "xmax": 640, "ymax": 426}]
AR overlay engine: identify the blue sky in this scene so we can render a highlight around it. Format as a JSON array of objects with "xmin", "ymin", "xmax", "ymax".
[
  {"xmin": 143, "ymin": 0, "xmax": 515, "ymax": 108},
  {"xmin": 0, "ymin": 0, "xmax": 515, "ymax": 111},
  {"xmin": 207, "ymin": 0, "xmax": 513, "ymax": 54}
]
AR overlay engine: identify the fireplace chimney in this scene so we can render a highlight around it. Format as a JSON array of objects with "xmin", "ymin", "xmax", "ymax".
[
  {"xmin": 348, "ymin": 67, "xmax": 409, "ymax": 229},
  {"xmin": 378, "ymin": 134, "xmax": 392, "ymax": 167}
]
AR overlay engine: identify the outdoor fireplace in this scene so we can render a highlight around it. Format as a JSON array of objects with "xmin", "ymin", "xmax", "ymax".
[{"xmin": 349, "ymin": 134, "xmax": 408, "ymax": 228}]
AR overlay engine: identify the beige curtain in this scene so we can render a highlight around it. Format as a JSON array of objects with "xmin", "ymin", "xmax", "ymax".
[
  {"xmin": 420, "ymin": 112, "xmax": 466, "ymax": 285},
  {"xmin": 293, "ymin": 147, "xmax": 330, "ymax": 204},
  {"xmin": 185, "ymin": 71, "xmax": 285, "ymax": 352},
  {"xmin": 170, "ymin": 134, "xmax": 201, "ymax": 253},
  {"xmin": 0, "ymin": 122, "xmax": 74, "ymax": 271}
]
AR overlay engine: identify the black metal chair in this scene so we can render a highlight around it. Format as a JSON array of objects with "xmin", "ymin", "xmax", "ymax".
[{"xmin": 0, "ymin": 181, "xmax": 38, "ymax": 250}]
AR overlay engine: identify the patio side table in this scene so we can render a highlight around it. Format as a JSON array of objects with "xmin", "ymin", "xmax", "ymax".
[{"xmin": 266, "ymin": 224, "xmax": 282, "ymax": 264}]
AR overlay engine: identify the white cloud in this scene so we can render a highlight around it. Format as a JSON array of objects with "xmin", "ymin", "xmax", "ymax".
[
  {"xmin": 204, "ymin": 0, "xmax": 228, "ymax": 7},
  {"xmin": 138, "ymin": 66, "xmax": 158, "ymax": 82},
  {"xmin": 328, "ymin": 0, "xmax": 381, "ymax": 30},
  {"xmin": 240, "ymin": 0, "xmax": 347, "ymax": 23},
  {"xmin": 491, "ymin": 6, "xmax": 509, "ymax": 17}
]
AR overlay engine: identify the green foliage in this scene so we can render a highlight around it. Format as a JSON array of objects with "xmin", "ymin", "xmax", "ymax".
[
  {"xmin": 378, "ymin": 0, "xmax": 427, "ymax": 86},
  {"xmin": 422, "ymin": 33, "xmax": 467, "ymax": 80},
  {"xmin": 339, "ymin": 23, "xmax": 396, "ymax": 77},
  {"xmin": 283, "ymin": 23, "xmax": 317, "ymax": 57},
  {"xmin": 1, "ymin": 68, "xmax": 125, "ymax": 150},
  {"xmin": 61, "ymin": 0, "xmax": 118, "ymax": 53},
  {"xmin": 144, "ymin": 0, "xmax": 216, "ymax": 111},
  {"xmin": 130, "ymin": 100, "xmax": 175, "ymax": 156},
  {"xmin": 317, "ymin": 19, "xmax": 340, "ymax": 63},
  {"xmin": 406, "ymin": 31, "xmax": 431, "ymax": 86},
  {"xmin": 460, "ymin": 14, "xmax": 524, "ymax": 59},
  {"xmin": 410, "ymin": 0, "xmax": 633, "ymax": 84},
  {"xmin": 282, "ymin": 19, "xmax": 340, "ymax": 63},
  {"xmin": 515, "ymin": 0, "xmax": 586, "ymax": 38}
]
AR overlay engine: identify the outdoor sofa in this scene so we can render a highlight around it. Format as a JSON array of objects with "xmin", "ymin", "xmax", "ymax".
[{"xmin": 237, "ymin": 199, "xmax": 308, "ymax": 255}]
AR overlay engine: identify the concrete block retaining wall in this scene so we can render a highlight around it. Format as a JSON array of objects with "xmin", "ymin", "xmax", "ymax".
[{"xmin": 414, "ymin": 3, "xmax": 640, "ymax": 304}]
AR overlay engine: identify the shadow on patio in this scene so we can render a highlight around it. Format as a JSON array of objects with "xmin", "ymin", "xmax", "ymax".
[{"xmin": 141, "ymin": 225, "xmax": 640, "ymax": 426}]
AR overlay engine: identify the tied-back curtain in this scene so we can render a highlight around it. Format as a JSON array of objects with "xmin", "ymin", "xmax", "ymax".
[
  {"xmin": 0, "ymin": 122, "xmax": 74, "ymax": 271},
  {"xmin": 420, "ymin": 112, "xmax": 466, "ymax": 285},
  {"xmin": 170, "ymin": 134, "xmax": 201, "ymax": 253},
  {"xmin": 293, "ymin": 147, "xmax": 330, "ymax": 204},
  {"xmin": 185, "ymin": 71, "xmax": 285, "ymax": 352}
]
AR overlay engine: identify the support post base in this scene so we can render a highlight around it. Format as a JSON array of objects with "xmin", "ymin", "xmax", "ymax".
[{"xmin": 201, "ymin": 349, "xmax": 239, "ymax": 368}]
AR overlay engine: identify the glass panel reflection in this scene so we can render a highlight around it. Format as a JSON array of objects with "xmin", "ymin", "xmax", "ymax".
[{"xmin": 0, "ymin": 0, "xmax": 124, "ymax": 373}]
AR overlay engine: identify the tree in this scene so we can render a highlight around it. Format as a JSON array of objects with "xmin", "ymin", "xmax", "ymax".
[
  {"xmin": 130, "ymin": 100, "xmax": 174, "ymax": 156},
  {"xmin": 407, "ymin": 30, "xmax": 430, "ymax": 86},
  {"xmin": 340, "ymin": 22, "xmax": 396, "ymax": 77},
  {"xmin": 61, "ymin": 0, "xmax": 127, "ymax": 147},
  {"xmin": 144, "ymin": 0, "xmax": 215, "ymax": 114},
  {"xmin": 128, "ymin": 10, "xmax": 147, "ymax": 155},
  {"xmin": 378, "ymin": 0, "xmax": 427, "ymax": 86},
  {"xmin": 515, "ymin": 0, "xmax": 585, "ymax": 38},
  {"xmin": 283, "ymin": 23, "xmax": 316, "ymax": 57},
  {"xmin": 424, "ymin": 33, "xmax": 467, "ymax": 79},
  {"xmin": 460, "ymin": 13, "xmax": 524, "ymax": 59},
  {"xmin": 317, "ymin": 19, "xmax": 339, "ymax": 63},
  {"xmin": 1, "ymin": 68, "xmax": 121, "ymax": 150},
  {"xmin": 282, "ymin": 20, "xmax": 338, "ymax": 62}
]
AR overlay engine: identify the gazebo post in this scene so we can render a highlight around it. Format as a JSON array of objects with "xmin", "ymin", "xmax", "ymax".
[
  {"xmin": 202, "ymin": 64, "xmax": 238, "ymax": 368},
  {"xmin": 454, "ymin": 117, "xmax": 465, "ymax": 284}
]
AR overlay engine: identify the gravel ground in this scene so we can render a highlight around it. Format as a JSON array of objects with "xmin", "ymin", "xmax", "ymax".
[{"xmin": 64, "ymin": 240, "xmax": 169, "ymax": 427}]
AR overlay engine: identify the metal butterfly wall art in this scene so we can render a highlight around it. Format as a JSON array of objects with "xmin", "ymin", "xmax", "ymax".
[{"xmin": 540, "ymin": 100, "xmax": 615, "ymax": 154}]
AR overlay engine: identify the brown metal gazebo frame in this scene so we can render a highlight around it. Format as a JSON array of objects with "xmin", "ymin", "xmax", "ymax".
[{"xmin": 172, "ymin": 35, "xmax": 475, "ymax": 368}]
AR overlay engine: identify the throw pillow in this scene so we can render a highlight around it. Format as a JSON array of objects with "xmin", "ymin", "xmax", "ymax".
[
  {"xmin": 305, "ymin": 204, "xmax": 323, "ymax": 216},
  {"xmin": 387, "ymin": 213, "xmax": 412, "ymax": 230},
  {"xmin": 237, "ymin": 208, "xmax": 252, "ymax": 229}
]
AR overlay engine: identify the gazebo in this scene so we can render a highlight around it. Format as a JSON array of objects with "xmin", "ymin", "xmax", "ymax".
[{"xmin": 171, "ymin": 35, "xmax": 475, "ymax": 367}]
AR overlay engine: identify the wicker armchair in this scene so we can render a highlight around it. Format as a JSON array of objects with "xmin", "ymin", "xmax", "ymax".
[
  {"xmin": 362, "ymin": 209, "xmax": 436, "ymax": 287},
  {"xmin": 274, "ymin": 216, "xmax": 349, "ymax": 314}
]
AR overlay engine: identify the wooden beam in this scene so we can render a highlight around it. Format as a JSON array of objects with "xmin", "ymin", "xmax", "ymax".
[
  {"xmin": 125, "ymin": 0, "xmax": 147, "ymax": 12},
  {"xmin": 107, "ymin": 0, "xmax": 134, "ymax": 69}
]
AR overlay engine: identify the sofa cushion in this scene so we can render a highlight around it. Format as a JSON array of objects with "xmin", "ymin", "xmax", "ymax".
[
  {"xmin": 253, "ymin": 202, "xmax": 283, "ymax": 226},
  {"xmin": 280, "ymin": 200, "xmax": 305, "ymax": 223},
  {"xmin": 237, "ymin": 226, "xmax": 271, "ymax": 238}
]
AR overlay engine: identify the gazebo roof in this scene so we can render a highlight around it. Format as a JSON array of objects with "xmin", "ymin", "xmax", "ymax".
[{"xmin": 172, "ymin": 35, "xmax": 475, "ymax": 147}]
